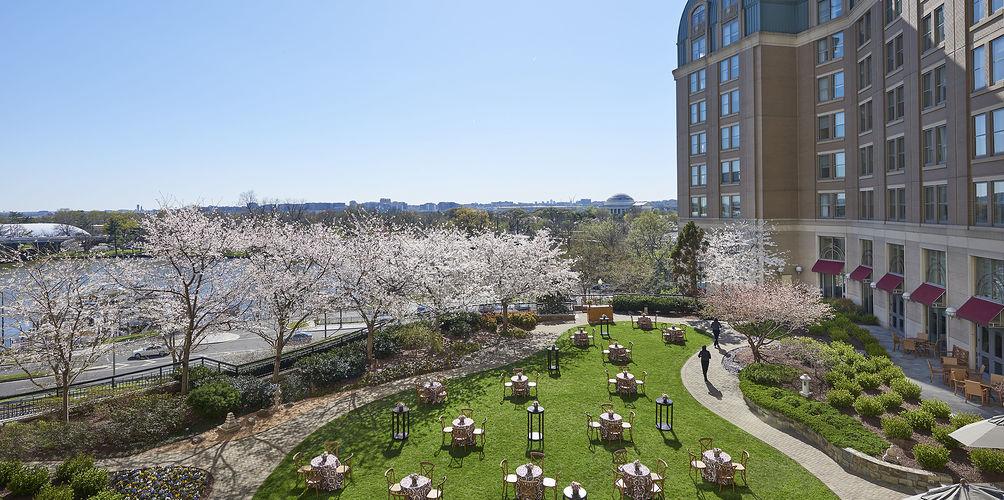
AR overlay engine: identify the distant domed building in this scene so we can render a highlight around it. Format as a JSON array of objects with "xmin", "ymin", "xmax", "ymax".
[{"xmin": 603, "ymin": 193, "xmax": 650, "ymax": 215}]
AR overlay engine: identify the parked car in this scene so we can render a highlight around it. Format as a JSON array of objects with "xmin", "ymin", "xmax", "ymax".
[
  {"xmin": 129, "ymin": 345, "xmax": 169, "ymax": 360},
  {"xmin": 289, "ymin": 331, "xmax": 313, "ymax": 343},
  {"xmin": 514, "ymin": 303, "xmax": 532, "ymax": 311}
]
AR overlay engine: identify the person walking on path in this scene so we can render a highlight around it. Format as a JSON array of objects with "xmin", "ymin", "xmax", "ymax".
[
  {"xmin": 711, "ymin": 319, "xmax": 722, "ymax": 348},
  {"xmin": 699, "ymin": 345, "xmax": 712, "ymax": 382}
]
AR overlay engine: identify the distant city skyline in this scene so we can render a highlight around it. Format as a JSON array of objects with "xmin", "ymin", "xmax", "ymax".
[{"xmin": 0, "ymin": 1, "xmax": 685, "ymax": 212}]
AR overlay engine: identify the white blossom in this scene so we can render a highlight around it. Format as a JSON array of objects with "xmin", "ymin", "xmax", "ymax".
[{"xmin": 701, "ymin": 219, "xmax": 786, "ymax": 286}]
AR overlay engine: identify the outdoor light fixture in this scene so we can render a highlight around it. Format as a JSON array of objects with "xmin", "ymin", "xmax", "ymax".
[
  {"xmin": 903, "ymin": 292, "xmax": 912, "ymax": 301},
  {"xmin": 799, "ymin": 374, "xmax": 812, "ymax": 397},
  {"xmin": 946, "ymin": 307, "xmax": 957, "ymax": 318},
  {"xmin": 794, "ymin": 265, "xmax": 803, "ymax": 274},
  {"xmin": 655, "ymin": 394, "xmax": 674, "ymax": 431},
  {"xmin": 391, "ymin": 402, "xmax": 411, "ymax": 441},
  {"xmin": 527, "ymin": 401, "xmax": 544, "ymax": 448},
  {"xmin": 546, "ymin": 345, "xmax": 560, "ymax": 375},
  {"xmin": 870, "ymin": 282, "xmax": 878, "ymax": 289}
]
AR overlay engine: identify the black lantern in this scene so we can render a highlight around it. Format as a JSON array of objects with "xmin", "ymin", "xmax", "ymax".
[
  {"xmin": 599, "ymin": 314, "xmax": 611, "ymax": 339},
  {"xmin": 527, "ymin": 400, "xmax": 544, "ymax": 447},
  {"xmin": 546, "ymin": 345, "xmax": 560, "ymax": 374},
  {"xmin": 655, "ymin": 394, "xmax": 674, "ymax": 431},
  {"xmin": 391, "ymin": 402, "xmax": 411, "ymax": 440}
]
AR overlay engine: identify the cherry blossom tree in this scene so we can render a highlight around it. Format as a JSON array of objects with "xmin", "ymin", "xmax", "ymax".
[
  {"xmin": 701, "ymin": 219, "xmax": 786, "ymax": 286},
  {"xmin": 702, "ymin": 279, "xmax": 831, "ymax": 363},
  {"xmin": 113, "ymin": 206, "xmax": 251, "ymax": 394},
  {"xmin": 329, "ymin": 215, "xmax": 416, "ymax": 364},
  {"xmin": 0, "ymin": 257, "xmax": 127, "ymax": 422},
  {"xmin": 471, "ymin": 230, "xmax": 578, "ymax": 332},
  {"xmin": 242, "ymin": 217, "xmax": 339, "ymax": 382},
  {"xmin": 408, "ymin": 227, "xmax": 480, "ymax": 329}
]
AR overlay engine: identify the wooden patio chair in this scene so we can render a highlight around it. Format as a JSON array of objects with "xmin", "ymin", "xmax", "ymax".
[
  {"xmin": 621, "ymin": 411, "xmax": 635, "ymax": 441},
  {"xmin": 688, "ymin": 451, "xmax": 707, "ymax": 479},
  {"xmin": 385, "ymin": 468, "xmax": 407, "ymax": 499},
  {"xmin": 605, "ymin": 370, "xmax": 617, "ymax": 393},
  {"xmin": 699, "ymin": 437, "xmax": 714, "ymax": 453},
  {"xmin": 324, "ymin": 440, "xmax": 341, "ymax": 456},
  {"xmin": 516, "ymin": 477, "xmax": 542, "ymax": 500},
  {"xmin": 585, "ymin": 413, "xmax": 601, "ymax": 441},
  {"xmin": 529, "ymin": 451, "xmax": 545, "ymax": 467},
  {"xmin": 473, "ymin": 417, "xmax": 488, "ymax": 447},
  {"xmin": 460, "ymin": 407, "xmax": 474, "ymax": 419},
  {"xmin": 336, "ymin": 453, "xmax": 353, "ymax": 481},
  {"xmin": 950, "ymin": 369, "xmax": 969, "ymax": 394},
  {"xmin": 420, "ymin": 461, "xmax": 436, "ymax": 480},
  {"xmin": 527, "ymin": 372, "xmax": 539, "ymax": 398},
  {"xmin": 500, "ymin": 459, "xmax": 518, "ymax": 498},
  {"xmin": 717, "ymin": 462, "xmax": 737, "ymax": 493},
  {"xmin": 927, "ymin": 360, "xmax": 943, "ymax": 384},
  {"xmin": 612, "ymin": 448, "xmax": 628, "ymax": 474},
  {"xmin": 542, "ymin": 471, "xmax": 559, "ymax": 500},
  {"xmin": 636, "ymin": 371, "xmax": 648, "ymax": 395},
  {"xmin": 601, "ymin": 403, "xmax": 615, "ymax": 414},
  {"xmin": 902, "ymin": 338, "xmax": 917, "ymax": 356},
  {"xmin": 426, "ymin": 476, "xmax": 446, "ymax": 499},
  {"xmin": 991, "ymin": 374, "xmax": 1004, "ymax": 405},
  {"xmin": 733, "ymin": 450, "xmax": 750, "ymax": 485},
  {"xmin": 439, "ymin": 416, "xmax": 454, "ymax": 446},
  {"xmin": 501, "ymin": 374, "xmax": 514, "ymax": 399},
  {"xmin": 651, "ymin": 458, "xmax": 667, "ymax": 488},
  {"xmin": 964, "ymin": 380, "xmax": 989, "ymax": 405},
  {"xmin": 892, "ymin": 334, "xmax": 901, "ymax": 352}
]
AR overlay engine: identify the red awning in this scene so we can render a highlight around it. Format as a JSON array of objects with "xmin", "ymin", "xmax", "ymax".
[
  {"xmin": 848, "ymin": 265, "xmax": 872, "ymax": 281},
  {"xmin": 909, "ymin": 283, "xmax": 946, "ymax": 306},
  {"xmin": 875, "ymin": 273, "xmax": 904, "ymax": 292},
  {"xmin": 811, "ymin": 259, "xmax": 844, "ymax": 275},
  {"xmin": 957, "ymin": 296, "xmax": 1004, "ymax": 327}
]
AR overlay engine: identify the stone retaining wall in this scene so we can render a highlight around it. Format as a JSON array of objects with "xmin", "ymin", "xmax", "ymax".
[{"xmin": 743, "ymin": 395, "xmax": 953, "ymax": 493}]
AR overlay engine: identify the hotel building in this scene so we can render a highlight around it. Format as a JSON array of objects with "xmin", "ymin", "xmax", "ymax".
[{"xmin": 674, "ymin": 0, "xmax": 1004, "ymax": 371}]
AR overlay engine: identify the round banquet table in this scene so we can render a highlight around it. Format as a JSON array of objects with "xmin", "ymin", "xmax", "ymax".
[
  {"xmin": 563, "ymin": 485, "xmax": 588, "ymax": 499},
  {"xmin": 615, "ymin": 371, "xmax": 636, "ymax": 394},
  {"xmin": 309, "ymin": 453, "xmax": 342, "ymax": 491},
  {"xmin": 511, "ymin": 374, "xmax": 530, "ymax": 395},
  {"xmin": 515, "ymin": 464, "xmax": 543, "ymax": 499},
  {"xmin": 399, "ymin": 474, "xmax": 432, "ymax": 499},
  {"xmin": 702, "ymin": 449, "xmax": 733, "ymax": 484},
  {"xmin": 619, "ymin": 462, "xmax": 653, "ymax": 500},
  {"xmin": 599, "ymin": 411, "xmax": 622, "ymax": 440},
  {"xmin": 452, "ymin": 416, "xmax": 475, "ymax": 445}
]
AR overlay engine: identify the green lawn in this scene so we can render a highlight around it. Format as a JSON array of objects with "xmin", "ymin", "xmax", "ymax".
[{"xmin": 255, "ymin": 323, "xmax": 837, "ymax": 499}]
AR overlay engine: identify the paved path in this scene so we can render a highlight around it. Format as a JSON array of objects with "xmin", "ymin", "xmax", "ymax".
[
  {"xmin": 96, "ymin": 317, "xmax": 580, "ymax": 500},
  {"xmin": 863, "ymin": 325, "xmax": 996, "ymax": 418},
  {"xmin": 677, "ymin": 317, "xmax": 906, "ymax": 500}
]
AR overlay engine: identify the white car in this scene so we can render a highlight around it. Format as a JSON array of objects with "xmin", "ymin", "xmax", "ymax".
[
  {"xmin": 289, "ymin": 331, "xmax": 313, "ymax": 343},
  {"xmin": 129, "ymin": 345, "xmax": 169, "ymax": 360}
]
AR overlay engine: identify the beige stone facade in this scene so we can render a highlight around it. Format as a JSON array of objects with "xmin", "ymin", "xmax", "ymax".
[{"xmin": 674, "ymin": 0, "xmax": 1004, "ymax": 371}]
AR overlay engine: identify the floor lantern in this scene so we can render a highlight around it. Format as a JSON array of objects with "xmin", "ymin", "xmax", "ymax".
[
  {"xmin": 527, "ymin": 400, "xmax": 544, "ymax": 448},
  {"xmin": 391, "ymin": 401, "xmax": 411, "ymax": 441},
  {"xmin": 655, "ymin": 394, "xmax": 674, "ymax": 431},
  {"xmin": 546, "ymin": 345, "xmax": 560, "ymax": 375}
]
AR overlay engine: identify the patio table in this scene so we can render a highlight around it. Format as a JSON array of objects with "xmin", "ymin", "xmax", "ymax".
[
  {"xmin": 616, "ymin": 371, "xmax": 637, "ymax": 395},
  {"xmin": 619, "ymin": 461, "xmax": 652, "ymax": 499},
  {"xmin": 599, "ymin": 411, "xmax": 622, "ymax": 440},
  {"xmin": 452, "ymin": 415, "xmax": 475, "ymax": 445},
  {"xmin": 608, "ymin": 344, "xmax": 629, "ymax": 363},
  {"xmin": 515, "ymin": 464, "xmax": 543, "ymax": 499},
  {"xmin": 702, "ymin": 449, "xmax": 732, "ymax": 484},
  {"xmin": 512, "ymin": 374, "xmax": 530, "ymax": 396},
  {"xmin": 563, "ymin": 485, "xmax": 588, "ymax": 499},
  {"xmin": 310, "ymin": 453, "xmax": 342, "ymax": 491},
  {"xmin": 420, "ymin": 380, "xmax": 446, "ymax": 403},
  {"xmin": 399, "ymin": 473, "xmax": 432, "ymax": 500}
]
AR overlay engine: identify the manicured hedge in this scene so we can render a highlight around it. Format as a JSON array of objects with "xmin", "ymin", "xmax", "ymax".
[
  {"xmin": 294, "ymin": 341, "xmax": 367, "ymax": 389},
  {"xmin": 739, "ymin": 368, "xmax": 890, "ymax": 456},
  {"xmin": 610, "ymin": 295, "xmax": 699, "ymax": 316},
  {"xmin": 808, "ymin": 313, "xmax": 888, "ymax": 358}
]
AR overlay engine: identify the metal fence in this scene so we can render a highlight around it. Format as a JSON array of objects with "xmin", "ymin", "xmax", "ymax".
[{"xmin": 0, "ymin": 324, "xmax": 369, "ymax": 424}]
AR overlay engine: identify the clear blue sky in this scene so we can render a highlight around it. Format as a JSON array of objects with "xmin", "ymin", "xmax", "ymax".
[{"xmin": 0, "ymin": 1, "xmax": 684, "ymax": 212}]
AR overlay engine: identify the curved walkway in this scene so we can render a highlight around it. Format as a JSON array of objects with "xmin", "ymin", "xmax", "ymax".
[
  {"xmin": 679, "ymin": 319, "xmax": 904, "ymax": 500},
  {"xmin": 96, "ymin": 318, "xmax": 580, "ymax": 499}
]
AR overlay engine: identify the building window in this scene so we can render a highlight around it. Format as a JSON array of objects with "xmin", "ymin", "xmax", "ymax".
[
  {"xmin": 886, "ymin": 85, "xmax": 904, "ymax": 122},
  {"xmin": 974, "ymin": 180, "xmax": 1004, "ymax": 226},
  {"xmin": 923, "ymin": 184, "xmax": 949, "ymax": 224},
  {"xmin": 996, "ymin": 109, "xmax": 1004, "ymax": 154},
  {"xmin": 885, "ymin": 0, "xmax": 902, "ymax": 23},
  {"xmin": 993, "ymin": 37, "xmax": 1004, "ymax": 85},
  {"xmin": 975, "ymin": 0, "xmax": 986, "ymax": 23},
  {"xmin": 974, "ymin": 256, "xmax": 1004, "ymax": 302},
  {"xmin": 923, "ymin": 125, "xmax": 948, "ymax": 166},
  {"xmin": 690, "ymin": 132, "xmax": 707, "ymax": 156},
  {"xmin": 692, "ymin": 36, "xmax": 706, "ymax": 61},
  {"xmin": 690, "ymin": 164, "xmax": 707, "ymax": 186},
  {"xmin": 690, "ymin": 100, "xmax": 707, "ymax": 124},
  {"xmin": 859, "ymin": 144, "xmax": 874, "ymax": 176},
  {"xmin": 922, "ymin": 6, "xmax": 945, "ymax": 51},
  {"xmin": 861, "ymin": 239, "xmax": 873, "ymax": 266},
  {"xmin": 857, "ymin": 12, "xmax": 872, "ymax": 47},
  {"xmin": 719, "ymin": 55, "xmax": 739, "ymax": 82},
  {"xmin": 818, "ymin": 72, "xmax": 844, "ymax": 102},
  {"xmin": 885, "ymin": 34, "xmax": 903, "ymax": 73},
  {"xmin": 818, "ymin": 112, "xmax": 844, "ymax": 140},
  {"xmin": 722, "ymin": 20, "xmax": 740, "ymax": 47},
  {"xmin": 817, "ymin": 33, "xmax": 845, "ymax": 63},
  {"xmin": 720, "ymin": 124, "xmax": 740, "ymax": 150},
  {"xmin": 723, "ymin": 0, "xmax": 739, "ymax": 12},
  {"xmin": 859, "ymin": 101, "xmax": 873, "ymax": 132},
  {"xmin": 886, "ymin": 136, "xmax": 905, "ymax": 172},
  {"xmin": 921, "ymin": 66, "xmax": 947, "ymax": 108},
  {"xmin": 975, "ymin": 46, "xmax": 987, "ymax": 90},
  {"xmin": 689, "ymin": 69, "xmax": 706, "ymax": 94},
  {"xmin": 691, "ymin": 5, "xmax": 706, "ymax": 30},
  {"xmin": 720, "ymin": 194, "xmax": 741, "ymax": 219},
  {"xmin": 819, "ymin": 236, "xmax": 846, "ymax": 260},
  {"xmin": 818, "ymin": 192, "xmax": 846, "ymax": 218},
  {"xmin": 690, "ymin": 196, "xmax": 708, "ymax": 218},
  {"xmin": 817, "ymin": 151, "xmax": 846, "ymax": 179},
  {"xmin": 976, "ymin": 113, "xmax": 988, "ymax": 157},
  {"xmin": 889, "ymin": 243, "xmax": 905, "ymax": 275},
  {"xmin": 720, "ymin": 159, "xmax": 741, "ymax": 184},
  {"xmin": 720, "ymin": 89, "xmax": 740, "ymax": 116},
  {"xmin": 859, "ymin": 190, "xmax": 875, "ymax": 219},
  {"xmin": 924, "ymin": 249, "xmax": 947, "ymax": 286},
  {"xmin": 818, "ymin": 0, "xmax": 843, "ymax": 23},
  {"xmin": 887, "ymin": 187, "xmax": 906, "ymax": 221},
  {"xmin": 858, "ymin": 55, "xmax": 872, "ymax": 88}
]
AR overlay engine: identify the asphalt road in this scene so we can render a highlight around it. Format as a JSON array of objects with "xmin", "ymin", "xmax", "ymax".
[{"xmin": 0, "ymin": 322, "xmax": 366, "ymax": 398}]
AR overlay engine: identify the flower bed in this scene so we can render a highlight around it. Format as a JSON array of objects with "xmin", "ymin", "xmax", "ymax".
[{"xmin": 109, "ymin": 466, "xmax": 212, "ymax": 499}]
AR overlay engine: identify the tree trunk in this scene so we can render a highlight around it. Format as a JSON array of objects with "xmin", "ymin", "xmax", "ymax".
[
  {"xmin": 501, "ymin": 302, "xmax": 510, "ymax": 332},
  {"xmin": 273, "ymin": 336, "xmax": 285, "ymax": 384},
  {"xmin": 366, "ymin": 320, "xmax": 376, "ymax": 365},
  {"xmin": 180, "ymin": 338, "xmax": 192, "ymax": 395},
  {"xmin": 60, "ymin": 370, "xmax": 70, "ymax": 424},
  {"xmin": 747, "ymin": 335, "xmax": 762, "ymax": 363}
]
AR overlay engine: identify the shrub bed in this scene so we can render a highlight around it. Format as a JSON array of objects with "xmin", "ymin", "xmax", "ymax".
[
  {"xmin": 913, "ymin": 443, "xmax": 950, "ymax": 470},
  {"xmin": 970, "ymin": 449, "xmax": 1004, "ymax": 474},
  {"xmin": 294, "ymin": 341, "xmax": 367, "ymax": 390},
  {"xmin": 610, "ymin": 295, "xmax": 699, "ymax": 316},
  {"xmin": 881, "ymin": 416, "xmax": 914, "ymax": 440},
  {"xmin": 110, "ymin": 466, "xmax": 212, "ymax": 499},
  {"xmin": 808, "ymin": 313, "xmax": 887, "ymax": 357},
  {"xmin": 187, "ymin": 380, "xmax": 241, "ymax": 420}
]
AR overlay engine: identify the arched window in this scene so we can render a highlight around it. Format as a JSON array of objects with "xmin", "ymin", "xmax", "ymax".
[{"xmin": 691, "ymin": 5, "xmax": 707, "ymax": 31}]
